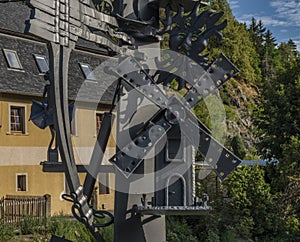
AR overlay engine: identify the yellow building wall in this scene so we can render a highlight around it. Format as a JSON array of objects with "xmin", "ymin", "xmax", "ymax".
[
  {"xmin": 0, "ymin": 94, "xmax": 115, "ymax": 215},
  {"xmin": 0, "ymin": 165, "xmax": 70, "ymax": 215}
]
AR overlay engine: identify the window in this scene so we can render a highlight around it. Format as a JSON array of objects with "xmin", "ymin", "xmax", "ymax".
[
  {"xmin": 96, "ymin": 112, "xmax": 103, "ymax": 135},
  {"xmin": 166, "ymin": 138, "xmax": 185, "ymax": 162},
  {"xmin": 16, "ymin": 174, "xmax": 27, "ymax": 191},
  {"xmin": 70, "ymin": 104, "xmax": 77, "ymax": 136},
  {"xmin": 98, "ymin": 173, "xmax": 110, "ymax": 195},
  {"xmin": 10, "ymin": 106, "xmax": 26, "ymax": 133},
  {"xmin": 33, "ymin": 54, "xmax": 49, "ymax": 73},
  {"xmin": 3, "ymin": 49, "xmax": 23, "ymax": 70},
  {"xmin": 79, "ymin": 63, "xmax": 96, "ymax": 80}
]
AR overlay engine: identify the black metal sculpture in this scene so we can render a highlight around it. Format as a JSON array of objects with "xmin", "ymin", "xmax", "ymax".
[{"xmin": 4, "ymin": 0, "xmax": 243, "ymax": 241}]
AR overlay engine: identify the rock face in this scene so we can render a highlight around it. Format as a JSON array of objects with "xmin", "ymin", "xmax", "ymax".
[{"xmin": 222, "ymin": 79, "xmax": 260, "ymax": 156}]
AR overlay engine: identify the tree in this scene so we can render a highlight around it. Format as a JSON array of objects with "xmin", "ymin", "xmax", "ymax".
[
  {"xmin": 261, "ymin": 29, "xmax": 280, "ymax": 82},
  {"xmin": 255, "ymin": 47, "xmax": 300, "ymax": 240},
  {"xmin": 256, "ymin": 60, "xmax": 300, "ymax": 180},
  {"xmin": 225, "ymin": 165, "xmax": 286, "ymax": 240},
  {"xmin": 288, "ymin": 39, "xmax": 298, "ymax": 55},
  {"xmin": 249, "ymin": 18, "xmax": 266, "ymax": 60},
  {"xmin": 205, "ymin": 12, "xmax": 260, "ymax": 82},
  {"xmin": 278, "ymin": 39, "xmax": 298, "ymax": 70},
  {"xmin": 231, "ymin": 135, "xmax": 246, "ymax": 159}
]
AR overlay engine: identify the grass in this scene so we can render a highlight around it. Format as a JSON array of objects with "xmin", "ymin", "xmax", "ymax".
[
  {"xmin": 0, "ymin": 215, "xmax": 114, "ymax": 241},
  {"xmin": 0, "ymin": 219, "xmax": 15, "ymax": 242}
]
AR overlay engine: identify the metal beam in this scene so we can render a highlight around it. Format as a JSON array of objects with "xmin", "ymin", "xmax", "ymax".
[{"xmin": 41, "ymin": 161, "xmax": 116, "ymax": 173}]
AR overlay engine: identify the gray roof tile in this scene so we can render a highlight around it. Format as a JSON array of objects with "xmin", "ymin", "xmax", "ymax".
[
  {"xmin": 0, "ymin": 34, "xmax": 116, "ymax": 103},
  {"xmin": 0, "ymin": 2, "xmax": 115, "ymax": 103},
  {"xmin": 0, "ymin": 3, "xmax": 116, "ymax": 103}
]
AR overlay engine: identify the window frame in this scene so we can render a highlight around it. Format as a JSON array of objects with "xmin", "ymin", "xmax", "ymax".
[
  {"xmin": 166, "ymin": 137, "xmax": 186, "ymax": 162},
  {"xmin": 8, "ymin": 104, "xmax": 27, "ymax": 135},
  {"xmin": 16, "ymin": 173, "xmax": 28, "ymax": 192},
  {"xmin": 33, "ymin": 53, "xmax": 49, "ymax": 74},
  {"xmin": 78, "ymin": 62, "xmax": 96, "ymax": 80},
  {"xmin": 70, "ymin": 104, "xmax": 78, "ymax": 136},
  {"xmin": 3, "ymin": 49, "xmax": 23, "ymax": 70},
  {"xmin": 95, "ymin": 111, "xmax": 104, "ymax": 137},
  {"xmin": 98, "ymin": 173, "xmax": 110, "ymax": 195}
]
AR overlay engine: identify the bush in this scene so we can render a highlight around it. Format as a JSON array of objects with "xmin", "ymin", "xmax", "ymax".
[
  {"xmin": 166, "ymin": 216, "xmax": 197, "ymax": 242},
  {"xmin": 221, "ymin": 229, "xmax": 238, "ymax": 242},
  {"xmin": 18, "ymin": 215, "xmax": 43, "ymax": 235},
  {"xmin": 0, "ymin": 219, "xmax": 15, "ymax": 241},
  {"xmin": 206, "ymin": 229, "xmax": 220, "ymax": 242},
  {"xmin": 47, "ymin": 216, "xmax": 96, "ymax": 242},
  {"xmin": 231, "ymin": 135, "xmax": 246, "ymax": 159}
]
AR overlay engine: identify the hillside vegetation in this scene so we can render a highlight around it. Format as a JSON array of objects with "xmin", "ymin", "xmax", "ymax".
[{"xmin": 166, "ymin": 1, "xmax": 300, "ymax": 241}]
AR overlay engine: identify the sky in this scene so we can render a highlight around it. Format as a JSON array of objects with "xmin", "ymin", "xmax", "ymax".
[{"xmin": 227, "ymin": 0, "xmax": 300, "ymax": 51}]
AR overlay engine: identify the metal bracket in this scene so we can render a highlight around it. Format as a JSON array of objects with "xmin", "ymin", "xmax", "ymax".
[
  {"xmin": 110, "ymin": 109, "xmax": 172, "ymax": 177},
  {"xmin": 108, "ymin": 56, "xmax": 169, "ymax": 108},
  {"xmin": 184, "ymin": 53, "xmax": 239, "ymax": 107}
]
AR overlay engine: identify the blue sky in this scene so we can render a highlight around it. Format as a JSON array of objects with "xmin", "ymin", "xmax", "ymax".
[{"xmin": 228, "ymin": 0, "xmax": 300, "ymax": 51}]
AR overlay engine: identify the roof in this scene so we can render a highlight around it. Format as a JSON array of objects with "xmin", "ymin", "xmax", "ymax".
[{"xmin": 0, "ymin": 2, "xmax": 116, "ymax": 104}]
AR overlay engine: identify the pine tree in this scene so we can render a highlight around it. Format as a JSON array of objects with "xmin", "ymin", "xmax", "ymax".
[
  {"xmin": 261, "ymin": 29, "xmax": 279, "ymax": 82},
  {"xmin": 287, "ymin": 39, "xmax": 299, "ymax": 59},
  {"xmin": 205, "ymin": 2, "xmax": 260, "ymax": 82},
  {"xmin": 249, "ymin": 18, "xmax": 266, "ymax": 59},
  {"xmin": 278, "ymin": 40, "xmax": 297, "ymax": 70}
]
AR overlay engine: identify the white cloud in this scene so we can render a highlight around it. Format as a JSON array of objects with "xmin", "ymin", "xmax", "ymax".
[
  {"xmin": 270, "ymin": 0, "xmax": 300, "ymax": 26},
  {"xmin": 280, "ymin": 29, "xmax": 288, "ymax": 33},
  {"xmin": 238, "ymin": 14, "xmax": 287, "ymax": 26},
  {"xmin": 228, "ymin": 0, "xmax": 240, "ymax": 9}
]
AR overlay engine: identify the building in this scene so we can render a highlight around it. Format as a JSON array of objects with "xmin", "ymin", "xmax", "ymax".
[{"xmin": 0, "ymin": 2, "xmax": 116, "ymax": 216}]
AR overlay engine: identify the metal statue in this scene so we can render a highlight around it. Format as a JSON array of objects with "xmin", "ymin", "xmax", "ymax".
[{"xmin": 13, "ymin": 0, "xmax": 242, "ymax": 241}]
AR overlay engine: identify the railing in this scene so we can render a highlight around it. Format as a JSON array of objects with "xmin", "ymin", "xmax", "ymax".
[{"xmin": 0, "ymin": 195, "xmax": 51, "ymax": 224}]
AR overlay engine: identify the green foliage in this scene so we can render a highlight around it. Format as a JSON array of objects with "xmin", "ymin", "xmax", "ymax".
[
  {"xmin": 205, "ymin": 2, "xmax": 261, "ymax": 83},
  {"xmin": 0, "ymin": 219, "xmax": 15, "ymax": 241},
  {"xmin": 95, "ymin": 216, "xmax": 114, "ymax": 242},
  {"xmin": 221, "ymin": 228, "xmax": 238, "ymax": 242},
  {"xmin": 172, "ymin": 1, "xmax": 300, "ymax": 241},
  {"xmin": 225, "ymin": 165, "xmax": 287, "ymax": 240},
  {"xmin": 193, "ymin": 102, "xmax": 211, "ymax": 129},
  {"xmin": 256, "ymin": 60, "xmax": 300, "ymax": 191},
  {"xmin": 249, "ymin": 18, "xmax": 266, "ymax": 60},
  {"xmin": 0, "ymin": 215, "xmax": 114, "ymax": 241},
  {"xmin": 226, "ymin": 165, "xmax": 270, "ymax": 212},
  {"xmin": 166, "ymin": 216, "xmax": 197, "ymax": 242},
  {"xmin": 48, "ymin": 216, "xmax": 96, "ymax": 242},
  {"xmin": 224, "ymin": 105, "xmax": 238, "ymax": 122},
  {"xmin": 206, "ymin": 229, "xmax": 220, "ymax": 242},
  {"xmin": 18, "ymin": 215, "xmax": 43, "ymax": 235},
  {"xmin": 230, "ymin": 135, "xmax": 246, "ymax": 159},
  {"xmin": 98, "ymin": 225, "xmax": 114, "ymax": 242}
]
